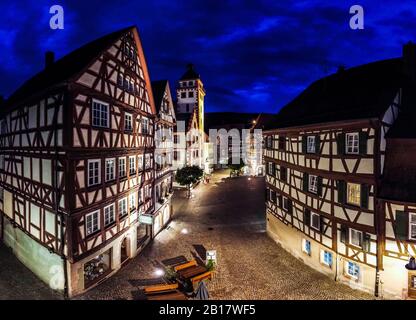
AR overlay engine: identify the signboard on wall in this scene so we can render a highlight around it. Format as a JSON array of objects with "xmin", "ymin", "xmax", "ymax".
[
  {"xmin": 206, "ymin": 250, "xmax": 217, "ymax": 264},
  {"xmin": 139, "ymin": 214, "xmax": 153, "ymax": 225}
]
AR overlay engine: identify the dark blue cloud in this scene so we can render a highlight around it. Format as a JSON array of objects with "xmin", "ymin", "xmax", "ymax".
[{"xmin": 0, "ymin": 0, "xmax": 416, "ymax": 113}]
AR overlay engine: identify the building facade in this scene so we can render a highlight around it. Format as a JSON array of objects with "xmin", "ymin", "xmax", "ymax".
[
  {"xmin": 264, "ymin": 43, "xmax": 416, "ymax": 299},
  {"xmin": 0, "ymin": 26, "xmax": 172, "ymax": 297},
  {"xmin": 152, "ymin": 80, "xmax": 176, "ymax": 237}
]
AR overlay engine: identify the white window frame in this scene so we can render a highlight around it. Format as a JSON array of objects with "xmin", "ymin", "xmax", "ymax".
[
  {"xmin": 321, "ymin": 250, "xmax": 333, "ymax": 268},
  {"xmin": 409, "ymin": 213, "xmax": 416, "ymax": 240},
  {"xmin": 92, "ymin": 99, "xmax": 109, "ymax": 128},
  {"xmin": 104, "ymin": 204, "xmax": 115, "ymax": 226},
  {"xmin": 129, "ymin": 193, "xmax": 137, "ymax": 212},
  {"xmin": 88, "ymin": 159, "xmax": 101, "ymax": 187},
  {"xmin": 282, "ymin": 197, "xmax": 289, "ymax": 212},
  {"xmin": 119, "ymin": 157, "xmax": 126, "ymax": 177},
  {"xmin": 347, "ymin": 182, "xmax": 361, "ymax": 206},
  {"xmin": 346, "ymin": 132, "xmax": 359, "ymax": 154},
  {"xmin": 105, "ymin": 158, "xmax": 115, "ymax": 182},
  {"xmin": 86, "ymin": 211, "xmax": 100, "ymax": 236},
  {"xmin": 302, "ymin": 239, "xmax": 311, "ymax": 256},
  {"xmin": 310, "ymin": 212, "xmax": 320, "ymax": 231},
  {"xmin": 308, "ymin": 175, "xmax": 318, "ymax": 194},
  {"xmin": 144, "ymin": 185, "xmax": 151, "ymax": 199},
  {"xmin": 346, "ymin": 261, "xmax": 360, "ymax": 279},
  {"xmin": 125, "ymin": 113, "xmax": 133, "ymax": 131},
  {"xmin": 349, "ymin": 228, "xmax": 363, "ymax": 248},
  {"xmin": 142, "ymin": 118, "xmax": 149, "ymax": 135},
  {"xmin": 307, "ymin": 136, "xmax": 316, "ymax": 153},
  {"xmin": 118, "ymin": 197, "xmax": 128, "ymax": 218},
  {"xmin": 145, "ymin": 154, "xmax": 151, "ymax": 169},
  {"xmin": 129, "ymin": 156, "xmax": 136, "ymax": 175},
  {"xmin": 138, "ymin": 155, "xmax": 144, "ymax": 171}
]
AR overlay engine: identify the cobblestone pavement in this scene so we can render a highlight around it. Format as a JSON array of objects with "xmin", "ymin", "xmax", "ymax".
[
  {"xmin": 79, "ymin": 170, "xmax": 374, "ymax": 300},
  {"xmin": 0, "ymin": 245, "xmax": 62, "ymax": 300}
]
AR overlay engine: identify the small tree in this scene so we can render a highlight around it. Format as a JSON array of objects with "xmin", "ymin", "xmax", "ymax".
[
  {"xmin": 227, "ymin": 157, "xmax": 245, "ymax": 177},
  {"xmin": 175, "ymin": 166, "xmax": 204, "ymax": 198}
]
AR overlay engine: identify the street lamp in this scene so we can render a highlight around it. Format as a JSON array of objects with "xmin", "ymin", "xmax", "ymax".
[{"xmin": 154, "ymin": 269, "xmax": 165, "ymax": 277}]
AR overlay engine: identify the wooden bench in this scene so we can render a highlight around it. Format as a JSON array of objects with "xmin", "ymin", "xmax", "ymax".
[
  {"xmin": 144, "ymin": 283, "xmax": 178, "ymax": 295},
  {"xmin": 191, "ymin": 271, "xmax": 212, "ymax": 284},
  {"xmin": 174, "ymin": 260, "xmax": 197, "ymax": 272}
]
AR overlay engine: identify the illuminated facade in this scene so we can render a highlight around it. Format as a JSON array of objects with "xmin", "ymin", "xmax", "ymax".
[
  {"xmin": 264, "ymin": 43, "xmax": 416, "ymax": 299},
  {"xmin": 0, "ymin": 27, "xmax": 172, "ymax": 297}
]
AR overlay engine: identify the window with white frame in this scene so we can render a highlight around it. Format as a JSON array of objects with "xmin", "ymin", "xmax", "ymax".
[
  {"xmin": 129, "ymin": 193, "xmax": 136, "ymax": 212},
  {"xmin": 145, "ymin": 154, "xmax": 151, "ymax": 169},
  {"xmin": 86, "ymin": 211, "xmax": 99, "ymax": 236},
  {"xmin": 307, "ymin": 136, "xmax": 316, "ymax": 153},
  {"xmin": 129, "ymin": 156, "xmax": 136, "ymax": 175},
  {"xmin": 346, "ymin": 132, "xmax": 359, "ymax": 154},
  {"xmin": 138, "ymin": 155, "xmax": 144, "ymax": 170},
  {"xmin": 88, "ymin": 160, "xmax": 100, "ymax": 186},
  {"xmin": 119, "ymin": 157, "xmax": 126, "ymax": 177},
  {"xmin": 268, "ymin": 162, "xmax": 273, "ymax": 175},
  {"xmin": 302, "ymin": 239, "xmax": 311, "ymax": 256},
  {"xmin": 308, "ymin": 175, "xmax": 318, "ymax": 194},
  {"xmin": 138, "ymin": 189, "xmax": 143, "ymax": 204},
  {"xmin": 347, "ymin": 183, "xmax": 361, "ymax": 206},
  {"xmin": 105, "ymin": 159, "xmax": 115, "ymax": 182},
  {"xmin": 311, "ymin": 212, "xmax": 320, "ymax": 231},
  {"xmin": 118, "ymin": 198, "xmax": 128, "ymax": 217},
  {"xmin": 346, "ymin": 261, "xmax": 360, "ymax": 279},
  {"xmin": 350, "ymin": 229, "xmax": 363, "ymax": 247},
  {"xmin": 282, "ymin": 197, "xmax": 289, "ymax": 211},
  {"xmin": 92, "ymin": 100, "xmax": 109, "ymax": 128},
  {"xmin": 321, "ymin": 250, "xmax": 333, "ymax": 267},
  {"xmin": 409, "ymin": 213, "xmax": 416, "ymax": 240},
  {"xmin": 125, "ymin": 113, "xmax": 133, "ymax": 131},
  {"xmin": 142, "ymin": 118, "xmax": 149, "ymax": 134},
  {"xmin": 104, "ymin": 204, "xmax": 115, "ymax": 226},
  {"xmin": 144, "ymin": 185, "xmax": 151, "ymax": 199}
]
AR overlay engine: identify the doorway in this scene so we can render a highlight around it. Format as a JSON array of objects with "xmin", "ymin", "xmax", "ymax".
[{"xmin": 120, "ymin": 237, "xmax": 130, "ymax": 264}]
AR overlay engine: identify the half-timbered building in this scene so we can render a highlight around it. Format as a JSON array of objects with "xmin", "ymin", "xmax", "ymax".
[
  {"xmin": 264, "ymin": 43, "xmax": 416, "ymax": 299},
  {"xmin": 152, "ymin": 80, "xmax": 176, "ymax": 237},
  {"xmin": 0, "ymin": 26, "xmax": 162, "ymax": 297}
]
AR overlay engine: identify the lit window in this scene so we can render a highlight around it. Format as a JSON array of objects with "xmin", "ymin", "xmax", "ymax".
[
  {"xmin": 347, "ymin": 183, "xmax": 361, "ymax": 206},
  {"xmin": 322, "ymin": 250, "xmax": 333, "ymax": 267},
  {"xmin": 346, "ymin": 133, "xmax": 359, "ymax": 154},
  {"xmin": 346, "ymin": 261, "xmax": 360, "ymax": 279},
  {"xmin": 311, "ymin": 212, "xmax": 320, "ymax": 231},
  {"xmin": 350, "ymin": 229, "xmax": 363, "ymax": 247},
  {"xmin": 104, "ymin": 204, "xmax": 115, "ymax": 226},
  {"xmin": 302, "ymin": 239, "xmax": 311, "ymax": 256},
  {"xmin": 118, "ymin": 198, "xmax": 128, "ymax": 217},
  {"xmin": 119, "ymin": 158, "xmax": 126, "ymax": 177},
  {"xmin": 88, "ymin": 160, "xmax": 100, "ymax": 186},
  {"xmin": 125, "ymin": 113, "xmax": 133, "ymax": 131},
  {"xmin": 92, "ymin": 100, "xmax": 109, "ymax": 128},
  {"xmin": 129, "ymin": 156, "xmax": 136, "ymax": 175},
  {"xmin": 307, "ymin": 136, "xmax": 316, "ymax": 153},
  {"xmin": 105, "ymin": 159, "xmax": 115, "ymax": 182},
  {"xmin": 86, "ymin": 211, "xmax": 99, "ymax": 236},
  {"xmin": 409, "ymin": 213, "xmax": 416, "ymax": 240},
  {"xmin": 308, "ymin": 175, "xmax": 318, "ymax": 194}
]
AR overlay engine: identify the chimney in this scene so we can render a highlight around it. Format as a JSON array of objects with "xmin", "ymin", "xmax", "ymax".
[
  {"xmin": 45, "ymin": 51, "xmax": 55, "ymax": 69},
  {"xmin": 403, "ymin": 42, "xmax": 416, "ymax": 82}
]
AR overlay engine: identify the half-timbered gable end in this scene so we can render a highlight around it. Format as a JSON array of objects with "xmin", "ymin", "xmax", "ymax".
[
  {"xmin": 264, "ymin": 43, "xmax": 416, "ymax": 299},
  {"xmin": 0, "ymin": 26, "xmax": 162, "ymax": 297}
]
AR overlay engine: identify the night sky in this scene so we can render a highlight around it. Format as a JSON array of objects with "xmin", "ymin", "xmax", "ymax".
[{"xmin": 0, "ymin": 1, "xmax": 416, "ymax": 113}]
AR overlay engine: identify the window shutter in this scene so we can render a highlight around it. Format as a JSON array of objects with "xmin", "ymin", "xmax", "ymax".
[
  {"xmin": 303, "ymin": 173, "xmax": 309, "ymax": 192},
  {"xmin": 278, "ymin": 195, "xmax": 283, "ymax": 208},
  {"xmin": 302, "ymin": 136, "xmax": 307, "ymax": 154},
  {"xmin": 395, "ymin": 211, "xmax": 409, "ymax": 240},
  {"xmin": 363, "ymin": 233, "xmax": 371, "ymax": 252},
  {"xmin": 288, "ymin": 200, "xmax": 293, "ymax": 215},
  {"xmin": 317, "ymin": 176, "xmax": 323, "ymax": 196},
  {"xmin": 315, "ymin": 135, "xmax": 321, "ymax": 154},
  {"xmin": 304, "ymin": 208, "xmax": 311, "ymax": 226},
  {"xmin": 340, "ymin": 225, "xmax": 348, "ymax": 243},
  {"xmin": 361, "ymin": 184, "xmax": 369, "ymax": 209},
  {"xmin": 320, "ymin": 216, "xmax": 325, "ymax": 233},
  {"xmin": 337, "ymin": 180, "xmax": 346, "ymax": 204},
  {"xmin": 336, "ymin": 133, "xmax": 346, "ymax": 155},
  {"xmin": 359, "ymin": 131, "xmax": 368, "ymax": 155}
]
